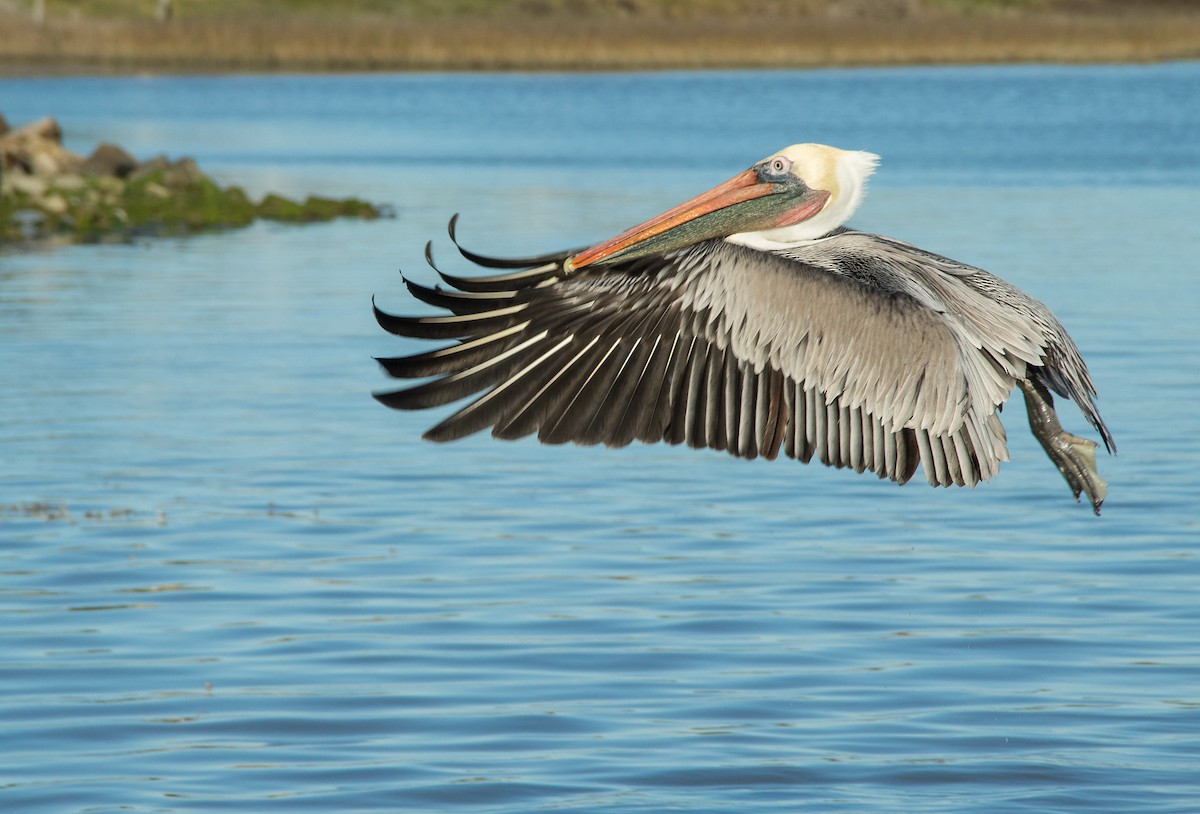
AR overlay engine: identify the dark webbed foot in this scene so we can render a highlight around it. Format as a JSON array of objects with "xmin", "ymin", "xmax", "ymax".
[{"xmin": 1019, "ymin": 378, "xmax": 1108, "ymax": 515}]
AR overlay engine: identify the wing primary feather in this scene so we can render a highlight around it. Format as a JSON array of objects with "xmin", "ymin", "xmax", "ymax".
[
  {"xmin": 436, "ymin": 264, "xmax": 563, "ymax": 294},
  {"xmin": 917, "ymin": 431, "xmax": 945, "ymax": 486},
  {"xmin": 681, "ymin": 340, "xmax": 712, "ymax": 449},
  {"xmin": 373, "ymin": 300, "xmax": 530, "ymax": 339},
  {"xmin": 825, "ymin": 397, "xmax": 841, "ymax": 468},
  {"xmin": 579, "ymin": 338, "xmax": 651, "ymax": 446},
  {"xmin": 634, "ymin": 332, "xmax": 686, "ymax": 444},
  {"xmin": 849, "ymin": 406, "xmax": 864, "ymax": 473},
  {"xmin": 941, "ymin": 433, "xmax": 964, "ymax": 486},
  {"xmin": 402, "ymin": 277, "xmax": 519, "ymax": 315},
  {"xmin": 589, "ymin": 301, "xmax": 682, "ymax": 447},
  {"xmin": 861, "ymin": 409, "xmax": 877, "ymax": 475},
  {"xmin": 838, "ymin": 402, "xmax": 852, "ymax": 469},
  {"xmin": 494, "ymin": 335, "xmax": 604, "ymax": 440},
  {"xmin": 795, "ymin": 381, "xmax": 808, "ymax": 461},
  {"xmin": 607, "ymin": 334, "xmax": 667, "ymax": 447},
  {"xmin": 471, "ymin": 336, "xmax": 583, "ymax": 438},
  {"xmin": 898, "ymin": 428, "xmax": 918, "ymax": 484},
  {"xmin": 736, "ymin": 361, "xmax": 756, "ymax": 459},
  {"xmin": 662, "ymin": 337, "xmax": 697, "ymax": 446},
  {"xmin": 794, "ymin": 381, "xmax": 812, "ymax": 462},
  {"xmin": 884, "ymin": 426, "xmax": 898, "ymax": 480},
  {"xmin": 538, "ymin": 339, "xmax": 634, "ymax": 444},
  {"xmin": 758, "ymin": 369, "xmax": 786, "ymax": 461},
  {"xmin": 538, "ymin": 340, "xmax": 627, "ymax": 445},
  {"xmin": 807, "ymin": 386, "xmax": 822, "ymax": 464},
  {"xmin": 515, "ymin": 303, "xmax": 653, "ymax": 443},
  {"xmin": 577, "ymin": 299, "xmax": 676, "ymax": 446},
  {"xmin": 873, "ymin": 415, "xmax": 892, "ymax": 477},
  {"xmin": 871, "ymin": 414, "xmax": 886, "ymax": 479},
  {"xmin": 423, "ymin": 336, "xmax": 575, "ymax": 442},
  {"xmin": 954, "ymin": 432, "xmax": 980, "ymax": 487},
  {"xmin": 447, "ymin": 214, "xmax": 575, "ymax": 271},
  {"xmin": 468, "ymin": 338, "xmax": 588, "ymax": 440},
  {"xmin": 916, "ymin": 431, "xmax": 935, "ymax": 485},
  {"xmin": 783, "ymin": 378, "xmax": 798, "ymax": 459},
  {"xmin": 723, "ymin": 351, "xmax": 740, "ymax": 455},
  {"xmin": 375, "ymin": 322, "xmax": 530, "ymax": 378},
  {"xmin": 373, "ymin": 331, "xmax": 551, "ymax": 410},
  {"xmin": 703, "ymin": 345, "xmax": 727, "ymax": 452}
]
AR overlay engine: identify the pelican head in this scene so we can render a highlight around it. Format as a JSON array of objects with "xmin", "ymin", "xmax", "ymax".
[{"xmin": 570, "ymin": 144, "xmax": 880, "ymax": 270}]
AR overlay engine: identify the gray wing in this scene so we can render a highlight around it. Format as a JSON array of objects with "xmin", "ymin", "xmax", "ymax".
[
  {"xmin": 784, "ymin": 230, "xmax": 1112, "ymax": 447},
  {"xmin": 374, "ymin": 225, "xmax": 1110, "ymax": 489}
]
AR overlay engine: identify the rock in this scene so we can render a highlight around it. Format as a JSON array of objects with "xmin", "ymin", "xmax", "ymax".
[
  {"xmin": 16, "ymin": 116, "xmax": 64, "ymax": 144},
  {"xmin": 128, "ymin": 155, "xmax": 203, "ymax": 188},
  {"xmin": 0, "ymin": 112, "xmax": 9, "ymax": 136},
  {"xmin": 41, "ymin": 194, "xmax": 68, "ymax": 215},
  {"xmin": 129, "ymin": 154, "xmax": 168, "ymax": 180},
  {"xmin": 94, "ymin": 176, "xmax": 123, "ymax": 194},
  {"xmin": 128, "ymin": 154, "xmax": 202, "ymax": 186},
  {"xmin": 30, "ymin": 147, "xmax": 82, "ymax": 176},
  {"xmin": 162, "ymin": 157, "xmax": 203, "ymax": 187},
  {"xmin": 0, "ymin": 115, "xmax": 83, "ymax": 176},
  {"xmin": 7, "ymin": 174, "xmax": 47, "ymax": 198},
  {"xmin": 81, "ymin": 143, "xmax": 139, "ymax": 178},
  {"xmin": 50, "ymin": 175, "xmax": 85, "ymax": 191}
]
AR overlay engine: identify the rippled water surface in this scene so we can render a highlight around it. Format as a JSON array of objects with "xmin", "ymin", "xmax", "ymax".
[{"xmin": 2, "ymin": 65, "xmax": 1198, "ymax": 812}]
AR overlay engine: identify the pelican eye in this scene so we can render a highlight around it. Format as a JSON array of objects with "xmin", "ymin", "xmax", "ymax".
[{"xmin": 759, "ymin": 155, "xmax": 793, "ymax": 182}]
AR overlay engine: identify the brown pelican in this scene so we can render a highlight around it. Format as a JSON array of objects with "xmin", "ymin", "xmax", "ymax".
[{"xmin": 374, "ymin": 144, "xmax": 1114, "ymax": 513}]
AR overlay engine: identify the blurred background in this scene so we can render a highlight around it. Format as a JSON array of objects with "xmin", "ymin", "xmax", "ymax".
[{"xmin": 2, "ymin": 0, "xmax": 1199, "ymax": 73}]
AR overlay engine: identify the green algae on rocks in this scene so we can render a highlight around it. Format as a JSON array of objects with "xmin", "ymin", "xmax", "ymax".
[{"xmin": 0, "ymin": 113, "xmax": 389, "ymax": 246}]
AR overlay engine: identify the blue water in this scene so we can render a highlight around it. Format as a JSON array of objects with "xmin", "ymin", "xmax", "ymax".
[{"xmin": 1, "ymin": 65, "xmax": 1198, "ymax": 813}]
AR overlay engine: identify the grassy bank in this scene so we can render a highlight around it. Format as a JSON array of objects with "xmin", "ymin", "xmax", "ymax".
[{"xmin": 1, "ymin": 0, "xmax": 1197, "ymax": 73}]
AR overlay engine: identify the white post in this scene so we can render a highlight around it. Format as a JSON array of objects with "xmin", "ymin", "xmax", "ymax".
[{"xmin": 32, "ymin": 0, "xmax": 45, "ymax": 26}]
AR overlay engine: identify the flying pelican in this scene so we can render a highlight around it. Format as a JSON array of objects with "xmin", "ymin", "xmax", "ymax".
[{"xmin": 374, "ymin": 144, "xmax": 1114, "ymax": 513}]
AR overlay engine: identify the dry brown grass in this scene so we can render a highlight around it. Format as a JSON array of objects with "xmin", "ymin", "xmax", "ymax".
[{"xmin": 1, "ymin": 4, "xmax": 1198, "ymax": 73}]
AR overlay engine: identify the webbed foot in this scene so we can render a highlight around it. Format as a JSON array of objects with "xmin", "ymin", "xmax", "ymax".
[{"xmin": 1019, "ymin": 378, "xmax": 1108, "ymax": 515}]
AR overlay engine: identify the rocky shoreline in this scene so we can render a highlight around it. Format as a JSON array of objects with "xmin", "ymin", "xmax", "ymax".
[{"xmin": 0, "ymin": 112, "xmax": 387, "ymax": 247}]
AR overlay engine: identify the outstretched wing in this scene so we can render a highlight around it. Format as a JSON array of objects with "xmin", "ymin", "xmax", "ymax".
[{"xmin": 375, "ymin": 223, "xmax": 1069, "ymax": 488}]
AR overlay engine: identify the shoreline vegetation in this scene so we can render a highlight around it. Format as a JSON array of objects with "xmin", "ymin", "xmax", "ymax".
[
  {"xmin": 0, "ymin": 112, "xmax": 387, "ymax": 246},
  {"xmin": 1, "ymin": 1, "xmax": 1198, "ymax": 74}
]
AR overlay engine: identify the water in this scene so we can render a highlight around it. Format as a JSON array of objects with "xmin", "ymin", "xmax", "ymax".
[{"xmin": 2, "ymin": 65, "xmax": 1198, "ymax": 812}]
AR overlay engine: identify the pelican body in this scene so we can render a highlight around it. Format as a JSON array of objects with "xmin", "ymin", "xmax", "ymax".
[{"xmin": 374, "ymin": 145, "xmax": 1114, "ymax": 512}]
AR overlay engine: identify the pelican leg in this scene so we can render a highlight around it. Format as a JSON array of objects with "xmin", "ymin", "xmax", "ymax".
[{"xmin": 1018, "ymin": 378, "xmax": 1107, "ymax": 515}]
